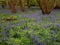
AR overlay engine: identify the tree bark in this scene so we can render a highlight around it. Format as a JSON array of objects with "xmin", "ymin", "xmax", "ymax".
[
  {"xmin": 19, "ymin": 0, "xmax": 25, "ymax": 11},
  {"xmin": 8, "ymin": 0, "xmax": 17, "ymax": 13},
  {"xmin": 37, "ymin": 0, "xmax": 56, "ymax": 14},
  {"xmin": 27, "ymin": 0, "xmax": 31, "ymax": 8},
  {"xmin": 1, "ymin": 1, "xmax": 6, "ymax": 8}
]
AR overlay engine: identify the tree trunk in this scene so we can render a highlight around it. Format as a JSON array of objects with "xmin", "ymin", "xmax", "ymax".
[
  {"xmin": 55, "ymin": 0, "xmax": 60, "ymax": 9},
  {"xmin": 8, "ymin": 0, "xmax": 17, "ymax": 13},
  {"xmin": 19, "ymin": 0, "xmax": 25, "ymax": 11},
  {"xmin": 27, "ymin": 0, "xmax": 31, "ymax": 8},
  {"xmin": 37, "ymin": 0, "xmax": 56, "ymax": 14},
  {"xmin": 1, "ymin": 1, "xmax": 6, "ymax": 8}
]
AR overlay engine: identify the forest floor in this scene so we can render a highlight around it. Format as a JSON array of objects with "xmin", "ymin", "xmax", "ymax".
[
  {"xmin": 0, "ymin": 6, "xmax": 60, "ymax": 45},
  {"xmin": 0, "ymin": 7, "xmax": 60, "ymax": 31},
  {"xmin": 0, "ymin": 7, "xmax": 60, "ymax": 24}
]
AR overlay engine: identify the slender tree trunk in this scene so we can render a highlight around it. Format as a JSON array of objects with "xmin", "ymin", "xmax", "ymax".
[
  {"xmin": 8, "ymin": 0, "xmax": 17, "ymax": 13},
  {"xmin": 1, "ymin": 1, "xmax": 6, "ymax": 8},
  {"xmin": 27, "ymin": 0, "xmax": 31, "ymax": 8},
  {"xmin": 19, "ymin": 0, "xmax": 25, "ymax": 11}
]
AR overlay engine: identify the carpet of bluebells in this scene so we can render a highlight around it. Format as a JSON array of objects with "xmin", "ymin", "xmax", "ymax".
[{"xmin": 0, "ymin": 7, "xmax": 60, "ymax": 45}]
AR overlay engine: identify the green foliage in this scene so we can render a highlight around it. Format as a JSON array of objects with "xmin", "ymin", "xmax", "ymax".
[{"xmin": 0, "ymin": 13, "xmax": 60, "ymax": 45}]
